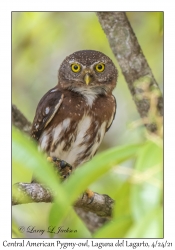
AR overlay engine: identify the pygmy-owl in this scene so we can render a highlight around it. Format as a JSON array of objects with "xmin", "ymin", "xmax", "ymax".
[{"xmin": 31, "ymin": 50, "xmax": 118, "ymax": 175}]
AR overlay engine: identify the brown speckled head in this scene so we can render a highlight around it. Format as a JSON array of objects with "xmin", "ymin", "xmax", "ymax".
[{"xmin": 58, "ymin": 50, "xmax": 118, "ymax": 94}]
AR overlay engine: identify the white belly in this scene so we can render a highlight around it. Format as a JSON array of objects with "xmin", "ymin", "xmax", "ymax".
[{"xmin": 39, "ymin": 115, "xmax": 107, "ymax": 168}]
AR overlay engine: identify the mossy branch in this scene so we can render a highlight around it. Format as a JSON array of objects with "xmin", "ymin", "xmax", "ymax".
[{"xmin": 97, "ymin": 11, "xmax": 163, "ymax": 133}]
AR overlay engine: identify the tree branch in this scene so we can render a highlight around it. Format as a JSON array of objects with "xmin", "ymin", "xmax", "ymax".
[
  {"xmin": 12, "ymin": 182, "xmax": 114, "ymax": 218},
  {"xmin": 12, "ymin": 104, "xmax": 31, "ymax": 134},
  {"xmin": 97, "ymin": 12, "xmax": 163, "ymax": 133}
]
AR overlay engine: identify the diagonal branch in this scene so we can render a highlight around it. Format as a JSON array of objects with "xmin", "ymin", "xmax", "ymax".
[
  {"xmin": 12, "ymin": 104, "xmax": 31, "ymax": 134},
  {"xmin": 97, "ymin": 12, "xmax": 163, "ymax": 133},
  {"xmin": 12, "ymin": 182, "xmax": 114, "ymax": 218}
]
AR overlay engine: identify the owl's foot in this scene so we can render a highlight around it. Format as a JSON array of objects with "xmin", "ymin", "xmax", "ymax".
[
  {"xmin": 82, "ymin": 189, "xmax": 95, "ymax": 204},
  {"xmin": 47, "ymin": 157, "xmax": 72, "ymax": 179}
]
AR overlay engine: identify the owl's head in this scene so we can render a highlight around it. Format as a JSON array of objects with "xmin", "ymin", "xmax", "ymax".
[{"xmin": 58, "ymin": 50, "xmax": 118, "ymax": 95}]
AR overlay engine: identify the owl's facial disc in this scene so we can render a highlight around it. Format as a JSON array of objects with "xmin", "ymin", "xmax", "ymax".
[{"xmin": 58, "ymin": 50, "xmax": 118, "ymax": 93}]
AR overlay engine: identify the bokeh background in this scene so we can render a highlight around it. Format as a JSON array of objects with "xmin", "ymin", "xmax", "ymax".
[{"xmin": 12, "ymin": 12, "xmax": 163, "ymax": 238}]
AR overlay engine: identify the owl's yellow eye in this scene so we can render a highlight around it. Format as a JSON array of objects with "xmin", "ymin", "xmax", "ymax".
[
  {"xmin": 71, "ymin": 63, "xmax": 81, "ymax": 73},
  {"xmin": 95, "ymin": 63, "xmax": 105, "ymax": 72}
]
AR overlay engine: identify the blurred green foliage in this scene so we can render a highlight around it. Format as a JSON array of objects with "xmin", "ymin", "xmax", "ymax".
[
  {"xmin": 12, "ymin": 12, "xmax": 163, "ymax": 238},
  {"xmin": 12, "ymin": 125, "xmax": 163, "ymax": 238}
]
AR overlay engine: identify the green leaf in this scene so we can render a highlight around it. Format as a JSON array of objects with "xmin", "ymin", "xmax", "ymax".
[
  {"xmin": 130, "ymin": 140, "xmax": 163, "ymax": 221},
  {"xmin": 63, "ymin": 143, "xmax": 141, "ymax": 204},
  {"xmin": 94, "ymin": 182, "xmax": 134, "ymax": 238},
  {"xmin": 12, "ymin": 160, "xmax": 32, "ymax": 184},
  {"xmin": 135, "ymin": 140, "xmax": 162, "ymax": 171},
  {"xmin": 94, "ymin": 215, "xmax": 133, "ymax": 238},
  {"xmin": 126, "ymin": 206, "xmax": 163, "ymax": 238},
  {"xmin": 12, "ymin": 219, "xmax": 24, "ymax": 238},
  {"xmin": 12, "ymin": 127, "xmax": 71, "ymax": 226},
  {"xmin": 113, "ymin": 181, "xmax": 132, "ymax": 219},
  {"xmin": 49, "ymin": 208, "xmax": 91, "ymax": 238}
]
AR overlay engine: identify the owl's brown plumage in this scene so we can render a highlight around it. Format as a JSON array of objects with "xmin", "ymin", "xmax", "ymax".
[{"xmin": 31, "ymin": 50, "xmax": 118, "ymax": 169}]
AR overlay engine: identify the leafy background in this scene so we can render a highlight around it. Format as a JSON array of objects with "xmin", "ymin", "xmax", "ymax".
[{"xmin": 12, "ymin": 12, "xmax": 163, "ymax": 238}]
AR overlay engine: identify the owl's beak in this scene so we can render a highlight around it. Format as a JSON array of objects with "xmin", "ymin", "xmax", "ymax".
[{"xmin": 84, "ymin": 73, "xmax": 92, "ymax": 85}]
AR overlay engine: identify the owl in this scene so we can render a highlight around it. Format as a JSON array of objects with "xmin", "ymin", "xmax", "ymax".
[{"xmin": 31, "ymin": 50, "xmax": 118, "ymax": 176}]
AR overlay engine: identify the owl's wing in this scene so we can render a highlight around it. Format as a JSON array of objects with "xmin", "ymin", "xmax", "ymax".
[
  {"xmin": 106, "ymin": 95, "xmax": 117, "ymax": 132},
  {"xmin": 31, "ymin": 87, "xmax": 64, "ymax": 140}
]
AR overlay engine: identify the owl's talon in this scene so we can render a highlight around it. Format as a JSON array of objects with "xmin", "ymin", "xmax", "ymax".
[
  {"xmin": 52, "ymin": 156, "xmax": 59, "ymax": 162},
  {"xmin": 47, "ymin": 156, "xmax": 72, "ymax": 179},
  {"xmin": 83, "ymin": 189, "xmax": 95, "ymax": 204},
  {"xmin": 47, "ymin": 156, "xmax": 53, "ymax": 162},
  {"xmin": 47, "ymin": 156, "xmax": 60, "ymax": 163},
  {"xmin": 60, "ymin": 160, "xmax": 67, "ymax": 169},
  {"xmin": 87, "ymin": 196, "xmax": 94, "ymax": 204}
]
